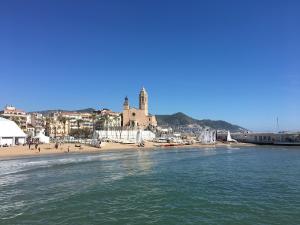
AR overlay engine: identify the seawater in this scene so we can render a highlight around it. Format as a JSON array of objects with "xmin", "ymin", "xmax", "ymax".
[{"xmin": 0, "ymin": 146, "xmax": 300, "ymax": 225}]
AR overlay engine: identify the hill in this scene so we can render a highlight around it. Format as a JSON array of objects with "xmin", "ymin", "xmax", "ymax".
[
  {"xmin": 31, "ymin": 108, "xmax": 95, "ymax": 115},
  {"xmin": 156, "ymin": 112, "xmax": 247, "ymax": 132}
]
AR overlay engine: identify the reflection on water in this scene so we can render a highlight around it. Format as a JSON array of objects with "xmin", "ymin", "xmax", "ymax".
[{"xmin": 136, "ymin": 150, "xmax": 154, "ymax": 173}]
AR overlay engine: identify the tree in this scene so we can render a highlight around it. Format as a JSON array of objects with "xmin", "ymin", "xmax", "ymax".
[
  {"xmin": 70, "ymin": 129, "xmax": 80, "ymax": 139},
  {"xmin": 91, "ymin": 113, "xmax": 96, "ymax": 133},
  {"xmin": 76, "ymin": 119, "xmax": 83, "ymax": 130},
  {"xmin": 45, "ymin": 116, "xmax": 55, "ymax": 137},
  {"xmin": 58, "ymin": 115, "xmax": 69, "ymax": 136},
  {"xmin": 70, "ymin": 128, "xmax": 92, "ymax": 139},
  {"xmin": 82, "ymin": 127, "xmax": 92, "ymax": 139},
  {"xmin": 95, "ymin": 117, "xmax": 106, "ymax": 130}
]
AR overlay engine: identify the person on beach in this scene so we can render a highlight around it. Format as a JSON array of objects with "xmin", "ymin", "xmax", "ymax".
[
  {"xmin": 35, "ymin": 143, "xmax": 38, "ymax": 150},
  {"xmin": 55, "ymin": 143, "xmax": 58, "ymax": 149}
]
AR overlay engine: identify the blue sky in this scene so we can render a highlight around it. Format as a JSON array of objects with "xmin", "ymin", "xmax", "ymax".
[{"xmin": 0, "ymin": 0, "xmax": 299, "ymax": 131}]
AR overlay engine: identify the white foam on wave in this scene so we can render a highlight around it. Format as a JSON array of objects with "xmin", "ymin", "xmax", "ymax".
[
  {"xmin": 0, "ymin": 153, "xmax": 132, "ymax": 177},
  {"xmin": 0, "ymin": 211, "xmax": 24, "ymax": 220}
]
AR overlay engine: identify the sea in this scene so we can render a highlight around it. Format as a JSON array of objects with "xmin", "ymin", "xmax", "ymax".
[{"xmin": 0, "ymin": 146, "xmax": 300, "ymax": 225}]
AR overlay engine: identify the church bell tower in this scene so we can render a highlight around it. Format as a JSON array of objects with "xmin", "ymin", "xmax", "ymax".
[
  {"xmin": 139, "ymin": 87, "xmax": 148, "ymax": 115},
  {"xmin": 123, "ymin": 96, "xmax": 129, "ymax": 110}
]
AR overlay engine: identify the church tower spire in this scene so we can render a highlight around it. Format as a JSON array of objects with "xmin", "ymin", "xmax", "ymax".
[
  {"xmin": 123, "ymin": 96, "xmax": 129, "ymax": 110},
  {"xmin": 139, "ymin": 87, "xmax": 148, "ymax": 115}
]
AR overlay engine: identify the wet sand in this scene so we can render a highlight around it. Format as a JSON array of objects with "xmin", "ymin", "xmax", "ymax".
[{"xmin": 0, "ymin": 142, "xmax": 254, "ymax": 159}]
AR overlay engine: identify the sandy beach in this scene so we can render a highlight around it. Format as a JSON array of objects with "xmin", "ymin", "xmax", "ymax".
[{"xmin": 0, "ymin": 141, "xmax": 255, "ymax": 159}]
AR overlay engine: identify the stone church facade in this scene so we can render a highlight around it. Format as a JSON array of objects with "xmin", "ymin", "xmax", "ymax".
[{"xmin": 122, "ymin": 87, "xmax": 157, "ymax": 128}]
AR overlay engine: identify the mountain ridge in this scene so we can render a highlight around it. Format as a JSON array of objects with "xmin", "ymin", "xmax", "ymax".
[
  {"xmin": 156, "ymin": 112, "xmax": 247, "ymax": 132},
  {"xmin": 30, "ymin": 108, "xmax": 95, "ymax": 115}
]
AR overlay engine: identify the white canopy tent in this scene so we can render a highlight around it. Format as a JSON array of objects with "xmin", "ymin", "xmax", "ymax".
[
  {"xmin": 0, "ymin": 117, "xmax": 27, "ymax": 146},
  {"xmin": 33, "ymin": 132, "xmax": 50, "ymax": 144}
]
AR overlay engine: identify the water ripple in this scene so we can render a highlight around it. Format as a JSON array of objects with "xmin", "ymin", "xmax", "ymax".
[{"xmin": 0, "ymin": 147, "xmax": 299, "ymax": 225}]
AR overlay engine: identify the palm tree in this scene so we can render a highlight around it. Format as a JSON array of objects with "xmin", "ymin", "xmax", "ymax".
[
  {"xmin": 45, "ymin": 116, "xmax": 54, "ymax": 137},
  {"xmin": 91, "ymin": 113, "xmax": 97, "ymax": 136},
  {"xmin": 76, "ymin": 119, "xmax": 84, "ymax": 130},
  {"xmin": 58, "ymin": 116, "xmax": 69, "ymax": 137}
]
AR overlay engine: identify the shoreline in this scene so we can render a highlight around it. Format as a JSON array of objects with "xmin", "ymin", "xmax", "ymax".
[{"xmin": 0, "ymin": 142, "xmax": 256, "ymax": 160}]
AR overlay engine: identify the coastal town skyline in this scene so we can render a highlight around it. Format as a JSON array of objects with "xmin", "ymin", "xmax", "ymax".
[{"xmin": 1, "ymin": 0, "xmax": 299, "ymax": 131}]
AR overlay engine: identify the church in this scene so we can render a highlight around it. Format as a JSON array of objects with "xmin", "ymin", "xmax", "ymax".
[{"xmin": 122, "ymin": 87, "xmax": 157, "ymax": 128}]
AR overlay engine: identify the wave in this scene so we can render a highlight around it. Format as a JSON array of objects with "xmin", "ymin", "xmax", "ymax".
[{"xmin": 0, "ymin": 153, "xmax": 132, "ymax": 177}]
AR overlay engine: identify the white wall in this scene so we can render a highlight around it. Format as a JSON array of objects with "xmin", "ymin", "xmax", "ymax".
[
  {"xmin": 17, "ymin": 137, "xmax": 26, "ymax": 145},
  {"xmin": 0, "ymin": 137, "xmax": 13, "ymax": 146},
  {"xmin": 0, "ymin": 137, "xmax": 25, "ymax": 146},
  {"xmin": 95, "ymin": 130, "xmax": 155, "ymax": 142}
]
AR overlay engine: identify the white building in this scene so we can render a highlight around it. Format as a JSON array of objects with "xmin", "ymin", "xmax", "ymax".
[
  {"xmin": 28, "ymin": 113, "xmax": 45, "ymax": 135},
  {"xmin": 94, "ymin": 109, "xmax": 122, "ymax": 129},
  {"xmin": 0, "ymin": 117, "xmax": 27, "ymax": 146},
  {"xmin": 0, "ymin": 105, "xmax": 28, "ymax": 132},
  {"xmin": 33, "ymin": 132, "xmax": 50, "ymax": 144}
]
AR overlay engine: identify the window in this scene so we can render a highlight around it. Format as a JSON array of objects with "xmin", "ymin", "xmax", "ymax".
[{"xmin": 132, "ymin": 112, "xmax": 136, "ymax": 116}]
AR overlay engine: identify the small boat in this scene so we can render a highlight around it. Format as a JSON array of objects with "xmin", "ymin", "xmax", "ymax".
[
  {"xmin": 162, "ymin": 143, "xmax": 183, "ymax": 147},
  {"xmin": 121, "ymin": 140, "xmax": 135, "ymax": 144}
]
